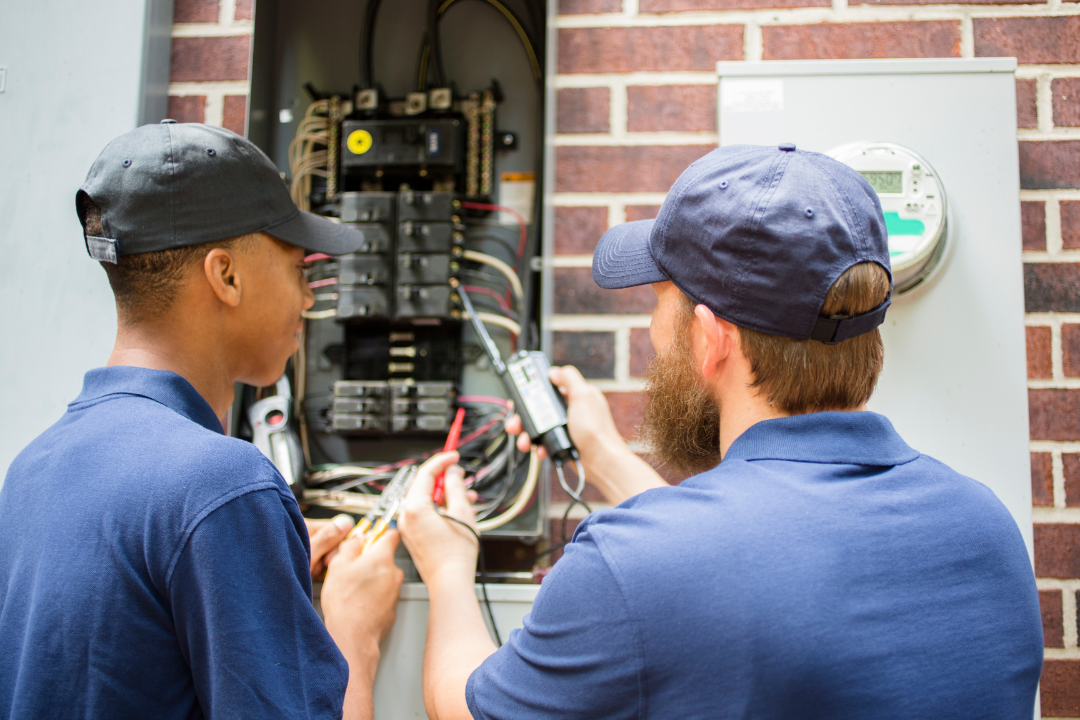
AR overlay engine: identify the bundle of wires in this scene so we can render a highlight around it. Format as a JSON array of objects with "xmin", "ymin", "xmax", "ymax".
[
  {"xmin": 288, "ymin": 101, "xmax": 332, "ymax": 212},
  {"xmin": 304, "ymin": 397, "xmax": 540, "ymax": 532}
]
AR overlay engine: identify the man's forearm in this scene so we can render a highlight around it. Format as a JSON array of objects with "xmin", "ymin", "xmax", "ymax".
[
  {"xmin": 582, "ymin": 438, "xmax": 668, "ymax": 505},
  {"xmin": 338, "ymin": 642, "xmax": 380, "ymax": 720},
  {"xmin": 423, "ymin": 572, "xmax": 498, "ymax": 720}
]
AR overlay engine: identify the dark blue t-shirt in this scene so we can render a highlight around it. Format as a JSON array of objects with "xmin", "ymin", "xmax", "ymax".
[
  {"xmin": 0, "ymin": 367, "xmax": 348, "ymax": 719},
  {"xmin": 467, "ymin": 412, "xmax": 1043, "ymax": 720}
]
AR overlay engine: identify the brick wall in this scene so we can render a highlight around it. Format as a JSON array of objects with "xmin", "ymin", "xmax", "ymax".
[
  {"xmin": 169, "ymin": 0, "xmax": 1080, "ymax": 713},
  {"xmin": 167, "ymin": 0, "xmax": 252, "ymax": 133}
]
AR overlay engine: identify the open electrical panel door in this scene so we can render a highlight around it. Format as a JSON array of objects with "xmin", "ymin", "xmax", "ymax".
[{"xmin": 236, "ymin": 0, "xmax": 552, "ymax": 572}]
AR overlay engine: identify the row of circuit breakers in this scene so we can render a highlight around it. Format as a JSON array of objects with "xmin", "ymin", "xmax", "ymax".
[{"xmin": 309, "ymin": 189, "xmax": 466, "ymax": 437}]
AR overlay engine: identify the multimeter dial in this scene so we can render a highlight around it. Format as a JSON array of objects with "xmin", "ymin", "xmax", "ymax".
[{"xmin": 828, "ymin": 142, "xmax": 948, "ymax": 296}]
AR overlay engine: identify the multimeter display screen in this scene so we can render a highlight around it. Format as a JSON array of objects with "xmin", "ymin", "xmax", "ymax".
[{"xmin": 859, "ymin": 171, "xmax": 903, "ymax": 194}]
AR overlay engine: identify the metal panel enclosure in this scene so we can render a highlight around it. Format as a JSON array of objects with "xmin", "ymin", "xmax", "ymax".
[
  {"xmin": 0, "ymin": 0, "xmax": 174, "ymax": 480},
  {"xmin": 717, "ymin": 58, "xmax": 1033, "ymax": 555}
]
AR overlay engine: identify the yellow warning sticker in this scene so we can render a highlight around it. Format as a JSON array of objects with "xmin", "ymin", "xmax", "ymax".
[{"xmin": 347, "ymin": 129, "xmax": 373, "ymax": 155}]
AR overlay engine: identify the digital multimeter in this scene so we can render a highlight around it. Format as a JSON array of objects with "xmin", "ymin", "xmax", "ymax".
[
  {"xmin": 829, "ymin": 142, "xmax": 949, "ymax": 295},
  {"xmin": 455, "ymin": 285, "xmax": 577, "ymax": 462}
]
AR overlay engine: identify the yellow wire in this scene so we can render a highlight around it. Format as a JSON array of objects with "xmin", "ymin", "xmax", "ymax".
[{"xmin": 436, "ymin": 0, "xmax": 541, "ymax": 81}]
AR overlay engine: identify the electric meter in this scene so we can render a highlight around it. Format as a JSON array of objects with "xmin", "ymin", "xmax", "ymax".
[{"xmin": 828, "ymin": 142, "xmax": 948, "ymax": 295}]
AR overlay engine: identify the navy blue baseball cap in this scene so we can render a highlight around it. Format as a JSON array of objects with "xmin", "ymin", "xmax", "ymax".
[
  {"xmin": 77, "ymin": 121, "xmax": 365, "ymax": 263},
  {"xmin": 592, "ymin": 143, "xmax": 892, "ymax": 344}
]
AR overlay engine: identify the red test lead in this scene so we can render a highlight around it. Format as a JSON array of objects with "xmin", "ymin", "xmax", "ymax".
[{"xmin": 432, "ymin": 407, "xmax": 466, "ymax": 506}]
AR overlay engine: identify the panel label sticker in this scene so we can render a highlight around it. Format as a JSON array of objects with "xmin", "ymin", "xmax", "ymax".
[{"xmin": 721, "ymin": 79, "xmax": 784, "ymax": 114}]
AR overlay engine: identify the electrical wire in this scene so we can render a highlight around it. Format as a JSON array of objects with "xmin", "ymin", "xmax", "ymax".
[
  {"xmin": 359, "ymin": 0, "xmax": 383, "ymax": 88},
  {"xmin": 464, "ymin": 312, "xmax": 520, "ymax": 337},
  {"xmin": 461, "ymin": 201, "xmax": 527, "ymax": 259},
  {"xmin": 463, "ymin": 250, "xmax": 523, "ymax": 299},
  {"xmin": 435, "ymin": 0, "xmax": 541, "ymax": 83},
  {"xmin": 463, "ymin": 285, "xmax": 513, "ymax": 313},
  {"xmin": 555, "ymin": 459, "xmax": 591, "ymax": 545},
  {"xmin": 302, "ymin": 308, "xmax": 339, "ymax": 320},
  {"xmin": 433, "ymin": 504, "xmax": 501, "ymax": 646},
  {"xmin": 475, "ymin": 448, "xmax": 538, "ymax": 532}
]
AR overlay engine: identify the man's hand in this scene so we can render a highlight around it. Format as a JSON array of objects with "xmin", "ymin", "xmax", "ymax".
[
  {"xmin": 397, "ymin": 452, "xmax": 478, "ymax": 587},
  {"xmin": 306, "ymin": 515, "xmax": 355, "ymax": 581},
  {"xmin": 506, "ymin": 365, "xmax": 667, "ymax": 504},
  {"xmin": 506, "ymin": 365, "xmax": 623, "ymax": 463},
  {"xmin": 398, "ymin": 452, "xmax": 497, "ymax": 720},
  {"xmin": 321, "ymin": 529, "xmax": 405, "ymax": 720}
]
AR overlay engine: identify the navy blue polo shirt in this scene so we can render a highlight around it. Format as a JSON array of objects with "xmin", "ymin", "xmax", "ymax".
[
  {"xmin": 467, "ymin": 412, "xmax": 1043, "ymax": 720},
  {"xmin": 0, "ymin": 367, "xmax": 348, "ymax": 719}
]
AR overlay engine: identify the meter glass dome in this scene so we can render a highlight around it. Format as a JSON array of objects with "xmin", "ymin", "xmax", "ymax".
[{"xmin": 828, "ymin": 142, "xmax": 949, "ymax": 296}]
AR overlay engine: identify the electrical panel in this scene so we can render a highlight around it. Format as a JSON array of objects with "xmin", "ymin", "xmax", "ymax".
[{"xmin": 242, "ymin": 0, "xmax": 548, "ymax": 543}]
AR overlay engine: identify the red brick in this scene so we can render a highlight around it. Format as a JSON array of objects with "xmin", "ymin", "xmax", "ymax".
[
  {"xmin": 166, "ymin": 95, "xmax": 206, "ymax": 124},
  {"xmin": 606, "ymin": 391, "xmax": 646, "ymax": 440},
  {"xmin": 235, "ymin": 0, "xmax": 253, "ymax": 21},
  {"xmin": 554, "ymin": 267, "xmax": 657, "ymax": 314},
  {"xmin": 1029, "ymin": 389, "xmax": 1080, "ymax": 441},
  {"xmin": 555, "ymin": 206, "xmax": 608, "ymax": 254},
  {"xmin": 552, "ymin": 331, "xmax": 616, "ymax": 378},
  {"xmin": 1034, "ymin": 523, "xmax": 1080, "ymax": 577},
  {"xmin": 626, "ymin": 205, "xmax": 663, "ymax": 222},
  {"xmin": 556, "ymin": 145, "xmax": 713, "ymax": 193},
  {"xmin": 1040, "ymin": 589, "xmax": 1065, "ymax": 647},
  {"xmin": 1022, "ymin": 201, "xmax": 1046, "ymax": 251},
  {"xmin": 1042, "ymin": 660, "xmax": 1080, "ymax": 716},
  {"xmin": 222, "ymin": 95, "xmax": 247, "ymax": 136},
  {"xmin": 557, "ymin": 88, "xmax": 610, "ymax": 134},
  {"xmin": 559, "ymin": 0, "xmax": 622, "ymax": 12},
  {"xmin": 1020, "ymin": 141, "xmax": 1080, "ymax": 190},
  {"xmin": 1027, "ymin": 326, "xmax": 1052, "ymax": 379},
  {"xmin": 630, "ymin": 327, "xmax": 656, "ymax": 377},
  {"xmin": 1063, "ymin": 201, "xmax": 1080, "ymax": 250},
  {"xmin": 762, "ymin": 22, "xmax": 960, "ymax": 61},
  {"xmin": 642, "ymin": 0, "xmax": 828, "ymax": 10},
  {"xmin": 975, "ymin": 17, "xmax": 1080, "ymax": 65},
  {"xmin": 1064, "ymin": 453, "xmax": 1080, "ymax": 506},
  {"xmin": 174, "ymin": 0, "xmax": 218, "ymax": 23},
  {"xmin": 1064, "ymin": 325, "xmax": 1080, "ymax": 377},
  {"xmin": 858, "ymin": 0, "xmax": 1037, "ymax": 4},
  {"xmin": 1025, "ymin": 264, "xmax": 1080, "ymax": 313},
  {"xmin": 170, "ymin": 36, "xmax": 252, "ymax": 83},
  {"xmin": 1016, "ymin": 79, "xmax": 1038, "ymax": 129},
  {"xmin": 1054, "ymin": 78, "xmax": 1080, "ymax": 128},
  {"xmin": 1032, "ymin": 452, "xmax": 1054, "ymax": 506},
  {"xmin": 627, "ymin": 85, "xmax": 717, "ymax": 133},
  {"xmin": 558, "ymin": 26, "xmax": 742, "ymax": 74}
]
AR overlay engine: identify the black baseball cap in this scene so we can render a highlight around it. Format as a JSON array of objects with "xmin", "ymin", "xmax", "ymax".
[
  {"xmin": 592, "ymin": 143, "xmax": 893, "ymax": 344},
  {"xmin": 76, "ymin": 120, "xmax": 364, "ymax": 263}
]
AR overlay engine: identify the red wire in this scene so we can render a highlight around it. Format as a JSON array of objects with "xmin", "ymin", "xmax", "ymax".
[
  {"xmin": 304, "ymin": 253, "xmax": 333, "ymax": 262},
  {"xmin": 463, "ymin": 285, "xmax": 512, "ymax": 312},
  {"xmin": 461, "ymin": 201, "xmax": 527, "ymax": 259},
  {"xmin": 308, "ymin": 277, "xmax": 338, "ymax": 289}
]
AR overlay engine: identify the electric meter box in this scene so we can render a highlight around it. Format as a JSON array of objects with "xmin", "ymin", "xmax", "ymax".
[{"xmin": 716, "ymin": 58, "xmax": 1032, "ymax": 555}]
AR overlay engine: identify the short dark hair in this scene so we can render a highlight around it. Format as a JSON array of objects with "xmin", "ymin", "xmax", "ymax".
[{"xmin": 81, "ymin": 200, "xmax": 251, "ymax": 323}]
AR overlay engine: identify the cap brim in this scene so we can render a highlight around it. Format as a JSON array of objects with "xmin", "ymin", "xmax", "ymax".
[
  {"xmin": 592, "ymin": 220, "xmax": 668, "ymax": 290},
  {"xmin": 264, "ymin": 209, "xmax": 365, "ymax": 255}
]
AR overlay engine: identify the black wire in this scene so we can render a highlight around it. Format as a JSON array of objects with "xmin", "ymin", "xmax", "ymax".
[
  {"xmin": 511, "ymin": 540, "xmax": 569, "ymax": 573},
  {"xmin": 433, "ymin": 504, "xmax": 502, "ymax": 646},
  {"xmin": 360, "ymin": 0, "xmax": 382, "ymax": 88}
]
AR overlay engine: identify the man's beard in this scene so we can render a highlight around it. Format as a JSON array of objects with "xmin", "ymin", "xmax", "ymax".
[{"xmin": 639, "ymin": 329, "xmax": 722, "ymax": 478}]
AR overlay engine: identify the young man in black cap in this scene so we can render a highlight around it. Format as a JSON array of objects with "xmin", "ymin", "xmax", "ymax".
[
  {"xmin": 393, "ymin": 144, "xmax": 1044, "ymax": 719},
  {"xmin": 0, "ymin": 121, "xmax": 401, "ymax": 719}
]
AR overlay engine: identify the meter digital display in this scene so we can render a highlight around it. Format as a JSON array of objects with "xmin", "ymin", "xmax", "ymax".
[
  {"xmin": 829, "ymin": 142, "xmax": 948, "ymax": 296},
  {"xmin": 859, "ymin": 171, "xmax": 903, "ymax": 195}
]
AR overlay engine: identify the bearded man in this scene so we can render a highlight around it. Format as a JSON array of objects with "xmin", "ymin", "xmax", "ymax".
[{"xmin": 389, "ymin": 144, "xmax": 1044, "ymax": 720}]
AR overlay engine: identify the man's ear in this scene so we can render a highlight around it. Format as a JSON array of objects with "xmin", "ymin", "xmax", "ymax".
[
  {"xmin": 204, "ymin": 247, "xmax": 242, "ymax": 308},
  {"xmin": 694, "ymin": 304, "xmax": 724, "ymax": 378}
]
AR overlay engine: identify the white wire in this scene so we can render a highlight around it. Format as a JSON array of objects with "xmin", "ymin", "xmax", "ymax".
[
  {"xmin": 463, "ymin": 250, "xmax": 523, "ymax": 300},
  {"xmin": 302, "ymin": 308, "xmax": 339, "ymax": 320},
  {"xmin": 475, "ymin": 449, "xmax": 539, "ymax": 532},
  {"xmin": 463, "ymin": 311, "xmax": 521, "ymax": 337}
]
